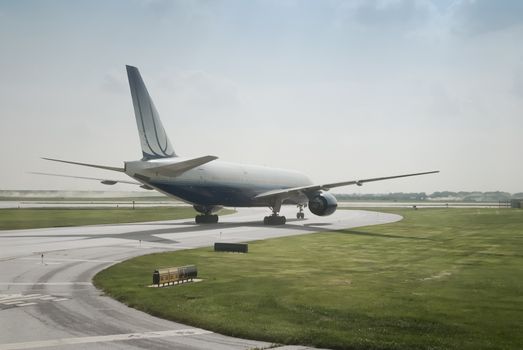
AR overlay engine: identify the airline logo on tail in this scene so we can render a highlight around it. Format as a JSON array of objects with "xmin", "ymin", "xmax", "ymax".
[{"xmin": 126, "ymin": 65, "xmax": 176, "ymax": 160}]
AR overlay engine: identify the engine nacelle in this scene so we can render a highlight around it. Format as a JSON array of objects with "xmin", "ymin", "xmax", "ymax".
[{"xmin": 308, "ymin": 191, "xmax": 338, "ymax": 216}]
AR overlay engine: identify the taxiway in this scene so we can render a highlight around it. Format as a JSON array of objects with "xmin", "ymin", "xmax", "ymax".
[{"xmin": 0, "ymin": 207, "xmax": 401, "ymax": 349}]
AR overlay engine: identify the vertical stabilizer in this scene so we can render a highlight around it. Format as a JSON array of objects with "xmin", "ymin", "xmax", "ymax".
[{"xmin": 126, "ymin": 65, "xmax": 176, "ymax": 160}]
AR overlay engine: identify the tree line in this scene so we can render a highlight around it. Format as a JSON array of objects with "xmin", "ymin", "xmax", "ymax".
[{"xmin": 335, "ymin": 191, "xmax": 523, "ymax": 202}]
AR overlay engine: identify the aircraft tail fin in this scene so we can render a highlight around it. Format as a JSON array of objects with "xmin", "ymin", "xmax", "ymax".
[{"xmin": 126, "ymin": 65, "xmax": 176, "ymax": 160}]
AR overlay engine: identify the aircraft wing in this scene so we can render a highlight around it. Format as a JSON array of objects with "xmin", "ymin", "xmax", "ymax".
[
  {"xmin": 30, "ymin": 172, "xmax": 154, "ymax": 190},
  {"xmin": 254, "ymin": 170, "xmax": 440, "ymax": 200}
]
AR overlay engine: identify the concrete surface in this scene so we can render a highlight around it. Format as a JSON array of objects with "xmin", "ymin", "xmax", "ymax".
[{"xmin": 0, "ymin": 207, "xmax": 401, "ymax": 349}]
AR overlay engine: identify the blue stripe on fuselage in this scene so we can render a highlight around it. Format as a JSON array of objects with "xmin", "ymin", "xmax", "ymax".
[{"xmin": 150, "ymin": 181, "xmax": 266, "ymax": 207}]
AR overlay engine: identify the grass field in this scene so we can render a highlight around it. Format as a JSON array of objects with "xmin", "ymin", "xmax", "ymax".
[
  {"xmin": 93, "ymin": 208, "xmax": 523, "ymax": 350},
  {"xmin": 0, "ymin": 207, "xmax": 232, "ymax": 230}
]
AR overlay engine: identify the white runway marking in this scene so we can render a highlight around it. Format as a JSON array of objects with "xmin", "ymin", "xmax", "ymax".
[
  {"xmin": 0, "ymin": 294, "xmax": 69, "ymax": 309},
  {"xmin": 0, "ymin": 329, "xmax": 213, "ymax": 350},
  {"xmin": 16, "ymin": 303, "xmax": 36, "ymax": 307}
]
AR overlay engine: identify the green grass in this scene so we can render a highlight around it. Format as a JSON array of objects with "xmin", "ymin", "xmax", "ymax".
[
  {"xmin": 93, "ymin": 208, "xmax": 523, "ymax": 349},
  {"xmin": 0, "ymin": 207, "xmax": 233, "ymax": 230}
]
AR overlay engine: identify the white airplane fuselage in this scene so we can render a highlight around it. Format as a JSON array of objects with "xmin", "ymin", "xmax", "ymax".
[{"xmin": 125, "ymin": 158, "xmax": 313, "ymax": 207}]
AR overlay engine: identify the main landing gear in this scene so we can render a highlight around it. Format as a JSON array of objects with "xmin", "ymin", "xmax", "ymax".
[
  {"xmin": 193, "ymin": 205, "xmax": 220, "ymax": 224},
  {"xmin": 296, "ymin": 204, "xmax": 305, "ymax": 219},
  {"xmin": 195, "ymin": 214, "xmax": 218, "ymax": 224},
  {"xmin": 263, "ymin": 214, "xmax": 286, "ymax": 225},
  {"xmin": 263, "ymin": 198, "xmax": 286, "ymax": 225}
]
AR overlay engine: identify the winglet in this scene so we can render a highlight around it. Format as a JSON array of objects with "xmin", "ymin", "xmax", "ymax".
[{"xmin": 126, "ymin": 65, "xmax": 176, "ymax": 160}]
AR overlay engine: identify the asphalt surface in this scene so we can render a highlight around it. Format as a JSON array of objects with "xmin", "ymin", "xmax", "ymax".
[{"xmin": 0, "ymin": 207, "xmax": 401, "ymax": 350}]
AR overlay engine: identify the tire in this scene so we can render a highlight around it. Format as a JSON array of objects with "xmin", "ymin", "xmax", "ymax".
[
  {"xmin": 263, "ymin": 215, "xmax": 286, "ymax": 225},
  {"xmin": 196, "ymin": 215, "xmax": 218, "ymax": 224}
]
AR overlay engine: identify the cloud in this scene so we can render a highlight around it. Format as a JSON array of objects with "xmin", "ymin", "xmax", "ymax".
[
  {"xmin": 333, "ymin": 0, "xmax": 523, "ymax": 40},
  {"xmin": 354, "ymin": 0, "xmax": 432, "ymax": 28},
  {"xmin": 139, "ymin": 0, "xmax": 218, "ymax": 23},
  {"xmin": 154, "ymin": 69, "xmax": 244, "ymax": 125},
  {"xmin": 333, "ymin": 0, "xmax": 438, "ymax": 33},
  {"xmin": 451, "ymin": 0, "xmax": 523, "ymax": 36}
]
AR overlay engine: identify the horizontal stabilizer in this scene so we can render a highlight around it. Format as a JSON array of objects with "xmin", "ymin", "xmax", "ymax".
[
  {"xmin": 143, "ymin": 155, "xmax": 218, "ymax": 177},
  {"xmin": 42, "ymin": 158, "xmax": 124, "ymax": 172},
  {"xmin": 255, "ymin": 170, "xmax": 440, "ymax": 200},
  {"xmin": 29, "ymin": 171, "xmax": 154, "ymax": 189}
]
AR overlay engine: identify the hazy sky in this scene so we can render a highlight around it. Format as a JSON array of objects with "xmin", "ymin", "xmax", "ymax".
[{"xmin": 1, "ymin": 0, "xmax": 522, "ymax": 194}]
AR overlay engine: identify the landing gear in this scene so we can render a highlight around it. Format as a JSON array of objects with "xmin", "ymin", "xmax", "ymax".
[
  {"xmin": 296, "ymin": 205, "xmax": 305, "ymax": 219},
  {"xmin": 193, "ymin": 205, "xmax": 220, "ymax": 224},
  {"xmin": 263, "ymin": 198, "xmax": 286, "ymax": 225},
  {"xmin": 195, "ymin": 214, "xmax": 218, "ymax": 224},
  {"xmin": 263, "ymin": 214, "xmax": 286, "ymax": 225}
]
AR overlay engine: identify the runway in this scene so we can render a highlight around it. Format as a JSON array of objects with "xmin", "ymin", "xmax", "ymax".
[{"xmin": 0, "ymin": 207, "xmax": 401, "ymax": 350}]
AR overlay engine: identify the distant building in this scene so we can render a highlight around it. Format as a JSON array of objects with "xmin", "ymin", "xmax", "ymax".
[{"xmin": 510, "ymin": 200, "xmax": 523, "ymax": 209}]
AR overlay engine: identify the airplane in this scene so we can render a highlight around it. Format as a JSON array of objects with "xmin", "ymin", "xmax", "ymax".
[{"xmin": 42, "ymin": 65, "xmax": 439, "ymax": 225}]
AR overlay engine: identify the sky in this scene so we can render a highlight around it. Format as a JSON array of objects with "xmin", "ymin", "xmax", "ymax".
[{"xmin": 1, "ymin": 0, "xmax": 522, "ymax": 194}]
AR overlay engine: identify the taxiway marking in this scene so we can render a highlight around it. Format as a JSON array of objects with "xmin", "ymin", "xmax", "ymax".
[
  {"xmin": 0, "ymin": 294, "xmax": 69, "ymax": 310},
  {"xmin": 0, "ymin": 329, "xmax": 213, "ymax": 350}
]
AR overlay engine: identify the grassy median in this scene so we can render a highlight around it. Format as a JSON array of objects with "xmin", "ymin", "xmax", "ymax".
[
  {"xmin": 93, "ymin": 208, "xmax": 523, "ymax": 349},
  {"xmin": 0, "ymin": 207, "xmax": 233, "ymax": 230}
]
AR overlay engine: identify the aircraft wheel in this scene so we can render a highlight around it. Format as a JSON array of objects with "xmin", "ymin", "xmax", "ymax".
[
  {"xmin": 263, "ymin": 215, "xmax": 286, "ymax": 225},
  {"xmin": 195, "ymin": 214, "xmax": 219, "ymax": 224}
]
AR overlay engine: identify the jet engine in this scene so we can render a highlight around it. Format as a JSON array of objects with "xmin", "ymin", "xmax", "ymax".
[{"xmin": 308, "ymin": 191, "xmax": 338, "ymax": 216}]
